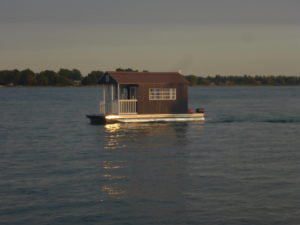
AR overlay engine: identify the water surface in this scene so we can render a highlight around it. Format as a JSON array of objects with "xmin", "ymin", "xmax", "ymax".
[{"xmin": 0, "ymin": 87, "xmax": 299, "ymax": 225}]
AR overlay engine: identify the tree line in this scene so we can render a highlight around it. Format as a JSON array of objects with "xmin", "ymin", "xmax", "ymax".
[
  {"xmin": 0, "ymin": 69, "xmax": 104, "ymax": 86},
  {"xmin": 1, "ymin": 68, "xmax": 300, "ymax": 86},
  {"xmin": 185, "ymin": 74, "xmax": 300, "ymax": 86}
]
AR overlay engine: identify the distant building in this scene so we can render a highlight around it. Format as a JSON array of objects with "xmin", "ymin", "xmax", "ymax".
[{"xmin": 72, "ymin": 80, "xmax": 81, "ymax": 86}]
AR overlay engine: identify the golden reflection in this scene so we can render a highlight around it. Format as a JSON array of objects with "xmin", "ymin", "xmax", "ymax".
[
  {"xmin": 105, "ymin": 123, "xmax": 121, "ymax": 132},
  {"xmin": 102, "ymin": 185, "xmax": 126, "ymax": 197},
  {"xmin": 103, "ymin": 122, "xmax": 191, "ymax": 150},
  {"xmin": 102, "ymin": 174, "xmax": 126, "ymax": 179},
  {"xmin": 101, "ymin": 160, "xmax": 127, "ymax": 198},
  {"xmin": 103, "ymin": 165, "xmax": 121, "ymax": 169},
  {"xmin": 104, "ymin": 123, "xmax": 128, "ymax": 150},
  {"xmin": 102, "ymin": 160, "xmax": 123, "ymax": 170},
  {"xmin": 104, "ymin": 140, "xmax": 127, "ymax": 150}
]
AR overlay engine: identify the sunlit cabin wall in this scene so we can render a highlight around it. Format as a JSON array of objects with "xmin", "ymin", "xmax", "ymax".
[{"xmin": 136, "ymin": 83, "xmax": 188, "ymax": 114}]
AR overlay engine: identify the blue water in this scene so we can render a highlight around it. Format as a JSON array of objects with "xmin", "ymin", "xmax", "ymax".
[{"xmin": 0, "ymin": 87, "xmax": 299, "ymax": 225}]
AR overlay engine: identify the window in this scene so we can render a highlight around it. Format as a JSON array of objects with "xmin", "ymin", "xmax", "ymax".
[{"xmin": 149, "ymin": 88, "xmax": 176, "ymax": 100}]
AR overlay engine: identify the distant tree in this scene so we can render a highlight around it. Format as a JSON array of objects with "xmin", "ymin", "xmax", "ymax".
[
  {"xmin": 265, "ymin": 76, "xmax": 275, "ymax": 85},
  {"xmin": 39, "ymin": 70, "xmax": 59, "ymax": 85},
  {"xmin": 0, "ymin": 70, "xmax": 10, "ymax": 85},
  {"xmin": 81, "ymin": 71, "xmax": 104, "ymax": 85},
  {"xmin": 0, "ymin": 70, "xmax": 21, "ymax": 85},
  {"xmin": 19, "ymin": 69, "xmax": 37, "ymax": 85},
  {"xmin": 0, "ymin": 70, "xmax": 9, "ymax": 85},
  {"xmin": 14, "ymin": 70, "xmax": 21, "ymax": 84},
  {"xmin": 286, "ymin": 76, "xmax": 300, "ymax": 85},
  {"xmin": 185, "ymin": 75, "xmax": 198, "ymax": 86},
  {"xmin": 197, "ymin": 76, "xmax": 210, "ymax": 85},
  {"xmin": 214, "ymin": 75, "xmax": 225, "ymax": 85},
  {"xmin": 116, "ymin": 68, "xmax": 138, "ymax": 72},
  {"xmin": 275, "ymin": 76, "xmax": 286, "ymax": 85},
  {"xmin": 57, "ymin": 76, "xmax": 73, "ymax": 86},
  {"xmin": 70, "ymin": 69, "xmax": 82, "ymax": 80},
  {"xmin": 58, "ymin": 69, "xmax": 82, "ymax": 80},
  {"xmin": 36, "ymin": 72, "xmax": 49, "ymax": 86},
  {"xmin": 0, "ymin": 71, "xmax": 5, "ymax": 84},
  {"xmin": 243, "ymin": 75, "xmax": 258, "ymax": 85}
]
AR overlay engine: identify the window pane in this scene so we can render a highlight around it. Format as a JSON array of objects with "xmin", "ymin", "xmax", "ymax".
[{"xmin": 149, "ymin": 88, "xmax": 176, "ymax": 100}]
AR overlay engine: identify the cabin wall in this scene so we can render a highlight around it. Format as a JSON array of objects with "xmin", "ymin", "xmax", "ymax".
[{"xmin": 137, "ymin": 83, "xmax": 188, "ymax": 114}]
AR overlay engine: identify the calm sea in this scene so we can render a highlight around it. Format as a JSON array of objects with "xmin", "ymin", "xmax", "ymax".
[{"xmin": 0, "ymin": 87, "xmax": 299, "ymax": 225}]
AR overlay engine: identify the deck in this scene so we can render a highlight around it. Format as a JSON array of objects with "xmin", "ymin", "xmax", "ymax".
[{"xmin": 86, "ymin": 113, "xmax": 205, "ymax": 125}]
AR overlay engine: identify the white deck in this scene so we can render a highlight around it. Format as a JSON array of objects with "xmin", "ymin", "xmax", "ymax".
[{"xmin": 105, "ymin": 113, "xmax": 205, "ymax": 123}]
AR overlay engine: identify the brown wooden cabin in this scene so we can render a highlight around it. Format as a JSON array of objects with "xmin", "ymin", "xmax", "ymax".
[{"xmin": 98, "ymin": 71, "xmax": 189, "ymax": 115}]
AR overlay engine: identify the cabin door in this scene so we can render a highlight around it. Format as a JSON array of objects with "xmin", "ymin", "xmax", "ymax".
[
  {"xmin": 129, "ymin": 87, "xmax": 137, "ymax": 99},
  {"xmin": 120, "ymin": 86, "xmax": 137, "ymax": 99}
]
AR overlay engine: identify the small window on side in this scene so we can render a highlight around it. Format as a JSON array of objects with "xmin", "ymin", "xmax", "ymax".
[{"xmin": 149, "ymin": 88, "xmax": 176, "ymax": 100}]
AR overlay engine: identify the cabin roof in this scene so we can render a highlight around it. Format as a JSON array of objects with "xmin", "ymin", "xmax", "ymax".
[{"xmin": 103, "ymin": 71, "xmax": 189, "ymax": 84}]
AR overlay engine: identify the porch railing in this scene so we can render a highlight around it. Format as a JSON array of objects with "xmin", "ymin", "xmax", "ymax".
[
  {"xmin": 99, "ymin": 101, "xmax": 106, "ymax": 114},
  {"xmin": 99, "ymin": 100, "xmax": 137, "ymax": 114},
  {"xmin": 119, "ymin": 99, "xmax": 137, "ymax": 114}
]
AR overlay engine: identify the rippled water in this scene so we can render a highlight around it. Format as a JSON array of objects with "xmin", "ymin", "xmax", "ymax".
[{"xmin": 1, "ymin": 87, "xmax": 300, "ymax": 225}]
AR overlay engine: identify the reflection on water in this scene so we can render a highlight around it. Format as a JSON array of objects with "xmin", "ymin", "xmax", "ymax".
[
  {"xmin": 104, "ymin": 123, "xmax": 122, "ymax": 133},
  {"xmin": 99, "ymin": 122, "xmax": 192, "ymax": 222},
  {"xmin": 103, "ymin": 122, "xmax": 190, "ymax": 151},
  {"xmin": 102, "ymin": 174, "xmax": 126, "ymax": 179},
  {"xmin": 102, "ymin": 160, "xmax": 123, "ymax": 170},
  {"xmin": 101, "ymin": 184, "xmax": 126, "ymax": 197},
  {"xmin": 101, "ymin": 159, "xmax": 128, "ymax": 198}
]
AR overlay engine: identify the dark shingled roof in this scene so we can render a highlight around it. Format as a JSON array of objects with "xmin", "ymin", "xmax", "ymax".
[{"xmin": 105, "ymin": 71, "xmax": 189, "ymax": 84}]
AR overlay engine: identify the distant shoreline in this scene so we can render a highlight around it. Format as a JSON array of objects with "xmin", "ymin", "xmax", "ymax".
[
  {"xmin": 1, "ymin": 84, "xmax": 300, "ymax": 88},
  {"xmin": 1, "ymin": 68, "xmax": 300, "ymax": 86}
]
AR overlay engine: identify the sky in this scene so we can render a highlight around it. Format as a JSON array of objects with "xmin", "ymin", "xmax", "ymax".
[{"xmin": 0, "ymin": 0, "xmax": 299, "ymax": 75}]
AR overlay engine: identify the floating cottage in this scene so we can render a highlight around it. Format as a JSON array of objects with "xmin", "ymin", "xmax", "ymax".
[{"xmin": 86, "ymin": 71, "xmax": 205, "ymax": 124}]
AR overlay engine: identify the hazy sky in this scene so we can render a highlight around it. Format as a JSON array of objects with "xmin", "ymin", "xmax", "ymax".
[{"xmin": 1, "ymin": 0, "xmax": 299, "ymax": 75}]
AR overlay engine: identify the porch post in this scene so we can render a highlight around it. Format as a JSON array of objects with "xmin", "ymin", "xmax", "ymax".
[
  {"xmin": 118, "ymin": 84, "xmax": 120, "ymax": 114},
  {"xmin": 102, "ymin": 84, "xmax": 105, "ymax": 102},
  {"xmin": 102, "ymin": 84, "xmax": 106, "ymax": 114}
]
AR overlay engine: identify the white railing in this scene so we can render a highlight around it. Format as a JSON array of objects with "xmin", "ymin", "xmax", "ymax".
[
  {"xmin": 99, "ymin": 101, "xmax": 106, "ymax": 114},
  {"xmin": 99, "ymin": 100, "xmax": 137, "ymax": 114},
  {"xmin": 119, "ymin": 99, "xmax": 137, "ymax": 114}
]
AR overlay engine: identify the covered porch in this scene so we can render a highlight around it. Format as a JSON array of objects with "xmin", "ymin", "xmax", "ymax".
[{"xmin": 99, "ymin": 84, "xmax": 138, "ymax": 115}]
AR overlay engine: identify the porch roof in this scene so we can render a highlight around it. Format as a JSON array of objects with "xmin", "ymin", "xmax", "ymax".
[{"xmin": 103, "ymin": 71, "xmax": 189, "ymax": 84}]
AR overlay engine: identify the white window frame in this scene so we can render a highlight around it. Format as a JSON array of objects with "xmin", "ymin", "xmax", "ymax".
[{"xmin": 149, "ymin": 88, "xmax": 176, "ymax": 100}]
